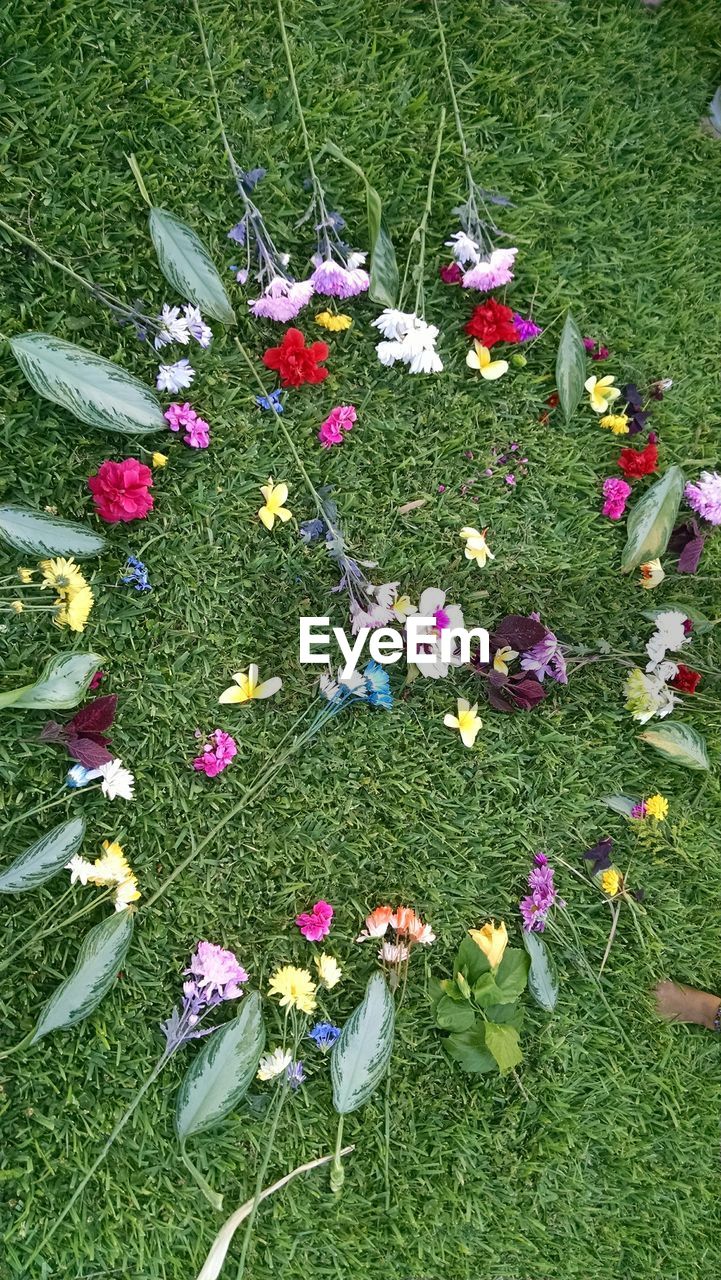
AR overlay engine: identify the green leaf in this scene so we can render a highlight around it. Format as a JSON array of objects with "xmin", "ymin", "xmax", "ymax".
[
  {"xmin": 446, "ymin": 1021, "xmax": 496, "ymax": 1074},
  {"xmin": 620, "ymin": 466, "xmax": 685, "ymax": 573},
  {"xmin": 555, "ymin": 310, "xmax": 586, "ymax": 423},
  {"xmin": 0, "ymin": 817, "xmax": 85, "ymax": 894},
  {"xmin": 483, "ymin": 1003, "xmax": 524, "ymax": 1029},
  {"xmin": 494, "ymin": 948, "xmax": 530, "ymax": 1003},
  {"xmin": 454, "ymin": 935, "xmax": 490, "ymax": 987},
  {"xmin": 0, "ymin": 506, "xmax": 106, "ymax": 559},
  {"xmin": 434, "ymin": 994, "xmax": 476, "ymax": 1033},
  {"xmin": 0, "ymin": 652, "xmax": 101, "ymax": 711},
  {"xmin": 321, "ymin": 142, "xmax": 399, "ymax": 308},
  {"xmin": 484, "ymin": 1022, "xmax": 523, "ymax": 1073},
  {"xmin": 332, "ymin": 972, "xmax": 395, "ymax": 1114},
  {"xmin": 523, "ymin": 932, "xmax": 559, "ymax": 1013},
  {"xmin": 472, "ymin": 972, "xmax": 507, "ymax": 1008},
  {"xmin": 642, "ymin": 603, "xmax": 714, "ymax": 635},
  {"xmin": 10, "ymin": 333, "xmax": 165, "ymax": 435},
  {"xmin": 175, "ymin": 992, "xmax": 265, "ymax": 1141},
  {"xmin": 149, "ymin": 208, "xmax": 236, "ymax": 325},
  {"xmin": 31, "ymin": 910, "xmax": 134, "ymax": 1043},
  {"xmin": 638, "ymin": 721, "xmax": 710, "ymax": 771},
  {"xmin": 600, "ymin": 794, "xmax": 638, "ymax": 817}
]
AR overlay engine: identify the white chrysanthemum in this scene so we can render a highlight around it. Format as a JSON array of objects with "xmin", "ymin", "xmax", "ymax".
[
  {"xmin": 372, "ymin": 309, "xmax": 413, "ymax": 341},
  {"xmin": 98, "ymin": 758, "xmax": 135, "ymax": 801},
  {"xmin": 257, "ymin": 1047, "xmax": 292, "ymax": 1081},
  {"xmin": 445, "ymin": 230, "xmax": 482, "ymax": 266}
]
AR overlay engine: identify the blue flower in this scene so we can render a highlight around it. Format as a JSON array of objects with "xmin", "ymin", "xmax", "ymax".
[
  {"xmin": 121, "ymin": 556, "xmax": 152, "ymax": 592},
  {"xmin": 308, "ymin": 1022, "xmax": 341, "ymax": 1053},
  {"xmin": 364, "ymin": 660, "xmax": 393, "ymax": 710},
  {"xmin": 66, "ymin": 763, "xmax": 101, "ymax": 789},
  {"xmin": 255, "ymin": 388, "xmax": 284, "ymax": 414},
  {"xmin": 299, "ymin": 517, "xmax": 327, "ymax": 544},
  {"xmin": 227, "ymin": 219, "xmax": 247, "ymax": 244},
  {"xmin": 286, "ymin": 1059, "xmax": 306, "ymax": 1089}
]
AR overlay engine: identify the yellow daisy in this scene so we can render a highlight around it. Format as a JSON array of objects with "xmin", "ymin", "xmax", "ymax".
[
  {"xmin": 267, "ymin": 965, "xmax": 317, "ymax": 1014},
  {"xmin": 315, "ymin": 310, "xmax": 352, "ymax": 332}
]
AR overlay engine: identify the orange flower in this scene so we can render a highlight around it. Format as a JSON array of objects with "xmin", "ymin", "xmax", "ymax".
[
  {"xmin": 392, "ymin": 906, "xmax": 436, "ymax": 945},
  {"xmin": 356, "ymin": 905, "xmax": 394, "ymax": 941}
]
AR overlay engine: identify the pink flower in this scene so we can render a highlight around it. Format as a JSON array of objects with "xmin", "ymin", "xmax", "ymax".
[
  {"xmin": 184, "ymin": 416, "xmax": 210, "ymax": 449},
  {"xmin": 602, "ymin": 476, "xmax": 632, "ymax": 520},
  {"xmin": 462, "ymin": 247, "xmax": 518, "ymax": 291},
  {"xmin": 164, "ymin": 402, "xmax": 195, "ymax": 432},
  {"xmin": 317, "ymin": 404, "xmax": 357, "ymax": 448},
  {"xmin": 296, "ymin": 899, "xmax": 334, "ymax": 941},
  {"xmin": 439, "ymin": 262, "xmax": 463, "ymax": 285},
  {"xmin": 193, "ymin": 728, "xmax": 237, "ymax": 777},
  {"xmin": 87, "ymin": 459, "xmax": 153, "ymax": 523}
]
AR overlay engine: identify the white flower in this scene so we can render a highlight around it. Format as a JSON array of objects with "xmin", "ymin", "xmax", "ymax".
[
  {"xmin": 372, "ymin": 309, "xmax": 411, "ymax": 341},
  {"xmin": 408, "ymin": 346, "xmax": 443, "ymax": 375},
  {"xmin": 97, "ymin": 758, "xmax": 135, "ymax": 801},
  {"xmin": 346, "ymin": 251, "xmax": 367, "ymax": 270},
  {"xmin": 66, "ymin": 763, "xmax": 102, "ymax": 789},
  {"xmin": 645, "ymin": 610, "xmax": 690, "ymax": 668},
  {"xmin": 183, "ymin": 304, "xmax": 213, "ymax": 348},
  {"xmin": 65, "ymin": 854, "xmax": 94, "ymax": 885},
  {"xmin": 154, "ymin": 304, "xmax": 190, "ymax": 350},
  {"xmin": 373, "ymin": 311, "xmax": 442, "ymax": 375},
  {"xmin": 257, "ymin": 1047, "xmax": 292, "ymax": 1081},
  {"xmin": 375, "ymin": 340, "xmax": 407, "ymax": 367},
  {"xmin": 445, "ymin": 230, "xmax": 481, "ymax": 266},
  {"xmin": 379, "ymin": 940, "xmax": 410, "ymax": 964},
  {"xmin": 319, "ymin": 667, "xmax": 367, "ymax": 701},
  {"xmin": 156, "ymin": 358, "xmax": 195, "ymax": 393},
  {"xmin": 413, "ymin": 587, "xmax": 464, "ymax": 679}
]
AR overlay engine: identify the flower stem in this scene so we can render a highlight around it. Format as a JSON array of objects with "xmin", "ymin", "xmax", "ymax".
[
  {"xmin": 329, "ymin": 1113, "xmax": 345, "ymax": 1193},
  {"xmin": 190, "ymin": 0, "xmax": 241, "ymax": 176},
  {"xmin": 432, "ymin": 0, "xmax": 473, "ymax": 193},
  {"xmin": 1, "ymin": 786, "xmax": 72, "ymax": 833},
  {"xmin": 413, "ymin": 108, "xmax": 446, "ymax": 318},
  {"xmin": 234, "ymin": 1082, "xmax": 288, "ymax": 1280},
  {"xmin": 383, "ymin": 1065, "xmax": 392, "ymax": 1210},
  {"xmin": 276, "ymin": 0, "xmax": 321, "ymax": 197}
]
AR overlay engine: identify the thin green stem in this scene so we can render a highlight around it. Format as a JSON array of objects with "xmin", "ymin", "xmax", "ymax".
[
  {"xmin": 383, "ymin": 1064, "xmax": 392, "ymax": 1211},
  {"xmin": 432, "ymin": 0, "xmax": 473, "ymax": 191},
  {"xmin": 413, "ymin": 108, "xmax": 446, "ymax": 317},
  {"xmin": 235, "ymin": 1082, "xmax": 288, "ymax": 1280},
  {"xmin": 1, "ymin": 885, "xmax": 75, "ymax": 955},
  {"xmin": 276, "ymin": 0, "xmax": 321, "ymax": 194},
  {"xmin": 2, "ymin": 786, "xmax": 74, "ymax": 834},
  {"xmin": 0, "ymin": 216, "xmax": 138, "ymax": 321},
  {"xmin": 190, "ymin": 0, "xmax": 243, "ymax": 178}
]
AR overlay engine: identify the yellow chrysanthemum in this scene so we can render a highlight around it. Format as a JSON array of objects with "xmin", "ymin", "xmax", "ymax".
[
  {"xmin": 56, "ymin": 584, "xmax": 94, "ymax": 632},
  {"xmin": 599, "ymin": 414, "xmax": 630, "ymax": 435},
  {"xmin": 17, "ymin": 567, "xmax": 34, "ymax": 584},
  {"xmin": 315, "ymin": 953, "xmax": 342, "ymax": 990},
  {"xmin": 114, "ymin": 877, "xmax": 141, "ymax": 910},
  {"xmin": 10, "ymin": 600, "xmax": 24, "ymax": 614},
  {"xmin": 315, "ymin": 310, "xmax": 352, "ymax": 332},
  {"xmin": 600, "ymin": 868, "xmax": 621, "ymax": 897},
  {"xmin": 87, "ymin": 841, "xmax": 134, "ymax": 887},
  {"xmin": 645, "ymin": 793, "xmax": 669, "ymax": 822},
  {"xmin": 40, "ymin": 557, "xmax": 87, "ymax": 597},
  {"xmin": 267, "ymin": 964, "xmax": 317, "ymax": 1014},
  {"xmin": 152, "ymin": 451, "xmax": 169, "ymax": 468}
]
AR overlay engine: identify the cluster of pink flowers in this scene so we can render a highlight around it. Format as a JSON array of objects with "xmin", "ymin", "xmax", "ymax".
[
  {"xmin": 602, "ymin": 476, "xmax": 632, "ymax": 520},
  {"xmin": 318, "ymin": 403, "xmax": 357, "ymax": 448},
  {"xmin": 193, "ymin": 729, "xmax": 237, "ymax": 777},
  {"xmin": 310, "ymin": 252, "xmax": 369, "ymax": 299},
  {"xmin": 296, "ymin": 899, "xmax": 334, "ymax": 941},
  {"xmin": 250, "ymin": 277, "xmax": 315, "ymax": 323},
  {"xmin": 164, "ymin": 402, "xmax": 210, "ymax": 450}
]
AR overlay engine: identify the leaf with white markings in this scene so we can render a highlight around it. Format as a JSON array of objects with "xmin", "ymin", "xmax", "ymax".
[
  {"xmin": 555, "ymin": 311, "xmax": 586, "ymax": 423},
  {"xmin": 620, "ymin": 466, "xmax": 685, "ymax": 573},
  {"xmin": 321, "ymin": 142, "xmax": 399, "ymax": 308},
  {"xmin": 332, "ymin": 972, "xmax": 395, "ymax": 1114},
  {"xmin": 0, "ymin": 653, "xmax": 101, "ymax": 711},
  {"xmin": 0, "ymin": 506, "xmax": 106, "ymax": 559},
  {"xmin": 0, "ymin": 817, "xmax": 85, "ymax": 894},
  {"xmin": 638, "ymin": 721, "xmax": 710, "ymax": 770},
  {"xmin": 149, "ymin": 208, "xmax": 236, "ymax": 324},
  {"xmin": 176, "ymin": 993, "xmax": 265, "ymax": 1141},
  {"xmin": 10, "ymin": 333, "xmax": 165, "ymax": 435},
  {"xmin": 601, "ymin": 795, "xmax": 638, "ymax": 817},
  {"xmin": 31, "ymin": 910, "xmax": 134, "ymax": 1043},
  {"xmin": 523, "ymin": 931, "xmax": 559, "ymax": 1013}
]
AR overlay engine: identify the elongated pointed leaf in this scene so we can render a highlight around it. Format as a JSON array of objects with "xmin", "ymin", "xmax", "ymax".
[
  {"xmin": 0, "ymin": 817, "xmax": 85, "ymax": 894},
  {"xmin": 176, "ymin": 993, "xmax": 266, "ymax": 1141},
  {"xmin": 0, "ymin": 506, "xmax": 106, "ymax": 559},
  {"xmin": 332, "ymin": 972, "xmax": 395, "ymax": 1114},
  {"xmin": 10, "ymin": 333, "xmax": 165, "ymax": 435},
  {"xmin": 555, "ymin": 311, "xmax": 586, "ymax": 423},
  {"xmin": 620, "ymin": 466, "xmax": 685, "ymax": 573},
  {"xmin": 149, "ymin": 208, "xmax": 235, "ymax": 324},
  {"xmin": 31, "ymin": 909, "xmax": 134, "ymax": 1043},
  {"xmin": 600, "ymin": 794, "xmax": 638, "ymax": 817},
  {"xmin": 0, "ymin": 653, "xmax": 101, "ymax": 711},
  {"xmin": 321, "ymin": 142, "xmax": 399, "ymax": 308},
  {"xmin": 638, "ymin": 721, "xmax": 710, "ymax": 770},
  {"xmin": 523, "ymin": 931, "xmax": 559, "ymax": 1013}
]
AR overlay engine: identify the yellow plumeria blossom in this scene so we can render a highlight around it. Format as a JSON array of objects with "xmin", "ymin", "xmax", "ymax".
[
  {"xmin": 40, "ymin": 557, "xmax": 87, "ymax": 596},
  {"xmin": 493, "ymin": 645, "xmax": 518, "ymax": 675},
  {"xmin": 65, "ymin": 840, "xmax": 141, "ymax": 912},
  {"xmin": 55, "ymin": 584, "xmax": 94, "ymax": 633},
  {"xmin": 645, "ymin": 793, "xmax": 668, "ymax": 821},
  {"xmin": 600, "ymin": 868, "xmax": 622, "ymax": 898},
  {"xmin": 17, "ymin": 567, "xmax": 34, "ymax": 584},
  {"xmin": 391, "ymin": 594, "xmax": 417, "ymax": 623},
  {"xmin": 444, "ymin": 697, "xmax": 482, "ymax": 749},
  {"xmin": 599, "ymin": 413, "xmax": 630, "ymax": 435},
  {"xmin": 466, "ymin": 341, "xmax": 508, "ymax": 381},
  {"xmin": 258, "ymin": 477, "xmax": 292, "ymax": 531},
  {"xmin": 267, "ymin": 965, "xmax": 317, "ymax": 1014},
  {"xmin": 639, "ymin": 558, "xmax": 665, "ymax": 590},
  {"xmin": 152, "ymin": 451, "xmax": 169, "ymax": 468},
  {"xmin": 257, "ymin": 1047, "xmax": 292, "ymax": 1081},
  {"xmin": 315, "ymin": 953, "xmax": 342, "ymax": 990},
  {"xmin": 315, "ymin": 310, "xmax": 352, "ymax": 332},
  {"xmin": 459, "ymin": 526, "xmax": 495, "ymax": 568},
  {"xmin": 468, "ymin": 920, "xmax": 508, "ymax": 971},
  {"xmin": 585, "ymin": 374, "xmax": 621, "ymax": 414},
  {"xmin": 219, "ymin": 663, "xmax": 282, "ymax": 704}
]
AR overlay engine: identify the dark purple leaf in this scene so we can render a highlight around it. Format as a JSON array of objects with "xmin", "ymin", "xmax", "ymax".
[
  {"xmin": 66, "ymin": 736, "xmax": 115, "ymax": 768},
  {"xmin": 623, "ymin": 384, "xmax": 643, "ymax": 411},
  {"xmin": 507, "ymin": 673, "xmax": 547, "ymax": 711},
  {"xmin": 492, "ymin": 614, "xmax": 547, "ymax": 652},
  {"xmin": 66, "ymin": 694, "xmax": 117, "ymax": 736},
  {"xmin": 583, "ymin": 837, "xmax": 613, "ymax": 874},
  {"xmin": 677, "ymin": 535, "xmax": 705, "ymax": 574},
  {"xmin": 39, "ymin": 720, "xmax": 68, "ymax": 744}
]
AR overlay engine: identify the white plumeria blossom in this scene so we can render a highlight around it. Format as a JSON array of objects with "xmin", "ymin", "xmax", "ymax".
[
  {"xmin": 445, "ymin": 230, "xmax": 482, "ymax": 266},
  {"xmin": 97, "ymin": 758, "xmax": 135, "ymax": 801},
  {"xmin": 645, "ymin": 610, "xmax": 690, "ymax": 670},
  {"xmin": 412, "ymin": 587, "xmax": 465, "ymax": 679}
]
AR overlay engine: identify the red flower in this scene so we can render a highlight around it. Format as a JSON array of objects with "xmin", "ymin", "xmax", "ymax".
[
  {"xmin": 88, "ymin": 459, "xmax": 153, "ymax": 524},
  {"xmin": 617, "ymin": 442, "xmax": 658, "ymax": 479},
  {"xmin": 464, "ymin": 299, "xmax": 520, "ymax": 348},
  {"xmin": 439, "ymin": 262, "xmax": 463, "ymax": 285},
  {"xmin": 262, "ymin": 328, "xmax": 329, "ymax": 388},
  {"xmin": 546, "ymin": 392, "xmax": 560, "ymax": 408},
  {"xmin": 669, "ymin": 664, "xmax": 702, "ymax": 695}
]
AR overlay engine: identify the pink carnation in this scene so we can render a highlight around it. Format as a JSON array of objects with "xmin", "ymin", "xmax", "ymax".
[
  {"xmin": 193, "ymin": 729, "xmax": 237, "ymax": 777},
  {"xmin": 602, "ymin": 476, "xmax": 632, "ymax": 520},
  {"xmin": 318, "ymin": 404, "xmax": 357, "ymax": 448},
  {"xmin": 296, "ymin": 899, "xmax": 334, "ymax": 941}
]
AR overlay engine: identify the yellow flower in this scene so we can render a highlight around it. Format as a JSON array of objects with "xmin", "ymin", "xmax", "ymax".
[
  {"xmin": 17, "ymin": 567, "xmax": 34, "ymax": 584},
  {"xmin": 315, "ymin": 953, "xmax": 342, "ymax": 990},
  {"xmin": 87, "ymin": 841, "xmax": 133, "ymax": 886},
  {"xmin": 315, "ymin": 310, "xmax": 352, "ymax": 332},
  {"xmin": 152, "ymin": 451, "xmax": 169, "ymax": 468},
  {"xmin": 55, "ymin": 584, "xmax": 94, "ymax": 633},
  {"xmin": 258, "ymin": 477, "xmax": 292, "ymax": 531},
  {"xmin": 465, "ymin": 341, "xmax": 508, "ymax": 381},
  {"xmin": 585, "ymin": 375, "xmax": 621, "ymax": 414},
  {"xmin": 600, "ymin": 868, "xmax": 621, "ymax": 897},
  {"xmin": 10, "ymin": 600, "xmax": 24, "ymax": 614},
  {"xmin": 219, "ymin": 662, "xmax": 282, "ymax": 704},
  {"xmin": 645, "ymin": 793, "xmax": 668, "ymax": 821},
  {"xmin": 114, "ymin": 877, "xmax": 141, "ymax": 910},
  {"xmin": 639, "ymin": 558, "xmax": 665, "ymax": 590},
  {"xmin": 40, "ymin": 557, "xmax": 87, "ymax": 597},
  {"xmin": 268, "ymin": 965, "xmax": 317, "ymax": 1014},
  {"xmin": 468, "ymin": 920, "xmax": 508, "ymax": 970},
  {"xmin": 391, "ymin": 594, "xmax": 417, "ymax": 623},
  {"xmin": 459, "ymin": 525, "xmax": 495, "ymax": 568},
  {"xmin": 444, "ymin": 698, "xmax": 482, "ymax": 748},
  {"xmin": 599, "ymin": 413, "xmax": 630, "ymax": 435},
  {"xmin": 493, "ymin": 645, "xmax": 518, "ymax": 675}
]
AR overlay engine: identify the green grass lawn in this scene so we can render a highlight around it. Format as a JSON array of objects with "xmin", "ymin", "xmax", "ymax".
[{"xmin": 2, "ymin": 0, "xmax": 721, "ymax": 1276}]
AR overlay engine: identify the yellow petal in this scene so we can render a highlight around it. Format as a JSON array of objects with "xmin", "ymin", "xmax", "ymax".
[
  {"xmin": 258, "ymin": 506, "xmax": 275, "ymax": 530},
  {"xmin": 276, "ymin": 506, "xmax": 292, "ymax": 523},
  {"xmin": 254, "ymin": 676, "xmax": 283, "ymax": 699},
  {"xmin": 219, "ymin": 684, "xmax": 248, "ymax": 704},
  {"xmin": 272, "ymin": 483, "xmax": 289, "ymax": 508},
  {"xmin": 465, "ymin": 349, "xmax": 481, "ymax": 370},
  {"xmin": 480, "ymin": 359, "xmax": 508, "ymax": 381}
]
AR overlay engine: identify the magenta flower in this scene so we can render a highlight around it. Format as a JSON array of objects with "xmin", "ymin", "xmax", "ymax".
[
  {"xmin": 439, "ymin": 262, "xmax": 463, "ymax": 285},
  {"xmin": 602, "ymin": 476, "xmax": 632, "ymax": 520},
  {"xmin": 193, "ymin": 728, "xmax": 237, "ymax": 777},
  {"xmin": 631, "ymin": 802, "xmax": 647, "ymax": 819},
  {"xmin": 318, "ymin": 404, "xmax": 357, "ymax": 448},
  {"xmin": 164, "ymin": 402, "xmax": 211, "ymax": 449},
  {"xmin": 512, "ymin": 313, "xmax": 542, "ymax": 342},
  {"xmin": 685, "ymin": 471, "xmax": 721, "ymax": 526},
  {"xmin": 296, "ymin": 899, "xmax": 334, "ymax": 941},
  {"xmin": 186, "ymin": 941, "xmax": 249, "ymax": 1000},
  {"xmin": 519, "ymin": 851, "xmax": 563, "ymax": 932}
]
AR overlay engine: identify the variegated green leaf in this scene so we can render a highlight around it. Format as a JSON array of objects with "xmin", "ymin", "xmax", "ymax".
[
  {"xmin": 0, "ymin": 817, "xmax": 85, "ymax": 894},
  {"xmin": 149, "ymin": 208, "xmax": 236, "ymax": 324},
  {"xmin": 176, "ymin": 993, "xmax": 265, "ymax": 1141},
  {"xmin": 321, "ymin": 142, "xmax": 399, "ymax": 308},
  {"xmin": 0, "ymin": 505, "xmax": 106, "ymax": 559},
  {"xmin": 638, "ymin": 721, "xmax": 710, "ymax": 770},
  {"xmin": 555, "ymin": 311, "xmax": 586, "ymax": 424},
  {"xmin": 0, "ymin": 652, "xmax": 101, "ymax": 711},
  {"xmin": 523, "ymin": 931, "xmax": 559, "ymax": 1013},
  {"xmin": 332, "ymin": 972, "xmax": 395, "ymax": 1114},
  {"xmin": 10, "ymin": 333, "xmax": 165, "ymax": 435},
  {"xmin": 600, "ymin": 795, "xmax": 638, "ymax": 817},
  {"xmin": 31, "ymin": 909, "xmax": 134, "ymax": 1043},
  {"xmin": 620, "ymin": 466, "xmax": 685, "ymax": 573}
]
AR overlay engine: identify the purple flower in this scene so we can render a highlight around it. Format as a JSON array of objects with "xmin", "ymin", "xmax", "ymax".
[
  {"xmin": 512, "ymin": 313, "xmax": 542, "ymax": 342},
  {"xmin": 520, "ymin": 895, "xmax": 549, "ymax": 932},
  {"xmin": 308, "ymin": 1022, "xmax": 341, "ymax": 1052},
  {"xmin": 519, "ymin": 850, "xmax": 562, "ymax": 932},
  {"xmin": 186, "ymin": 941, "xmax": 249, "ymax": 1001},
  {"xmin": 631, "ymin": 802, "xmax": 647, "ymax": 819},
  {"xmin": 685, "ymin": 471, "xmax": 721, "ymax": 526},
  {"xmin": 310, "ymin": 254, "xmax": 369, "ymax": 299},
  {"xmin": 520, "ymin": 614, "xmax": 567, "ymax": 685},
  {"xmin": 286, "ymin": 1059, "xmax": 306, "ymax": 1089},
  {"xmin": 249, "ymin": 277, "xmax": 314, "ymax": 323},
  {"xmin": 228, "ymin": 220, "xmax": 247, "ymax": 245}
]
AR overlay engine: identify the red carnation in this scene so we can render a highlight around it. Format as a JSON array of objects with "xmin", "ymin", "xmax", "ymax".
[
  {"xmin": 262, "ymin": 327, "xmax": 329, "ymax": 388},
  {"xmin": 88, "ymin": 458, "xmax": 154, "ymax": 523},
  {"xmin": 465, "ymin": 299, "xmax": 519, "ymax": 348},
  {"xmin": 617, "ymin": 442, "xmax": 658, "ymax": 479},
  {"xmin": 669, "ymin": 664, "xmax": 702, "ymax": 695},
  {"xmin": 439, "ymin": 262, "xmax": 463, "ymax": 285}
]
